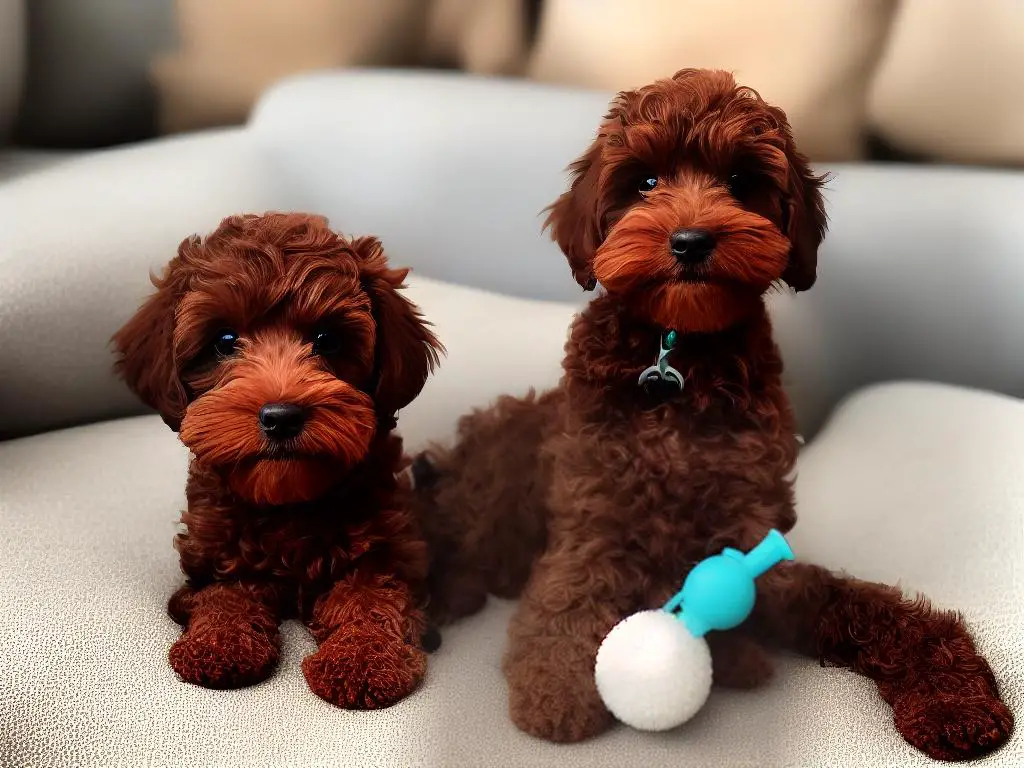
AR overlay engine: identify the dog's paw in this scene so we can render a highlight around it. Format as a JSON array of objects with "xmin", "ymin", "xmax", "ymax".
[
  {"xmin": 302, "ymin": 629, "xmax": 426, "ymax": 709},
  {"xmin": 894, "ymin": 691, "xmax": 1014, "ymax": 761},
  {"xmin": 505, "ymin": 639, "xmax": 614, "ymax": 743},
  {"xmin": 169, "ymin": 622, "xmax": 279, "ymax": 689}
]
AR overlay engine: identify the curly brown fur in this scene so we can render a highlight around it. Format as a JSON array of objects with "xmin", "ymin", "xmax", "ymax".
[
  {"xmin": 415, "ymin": 70, "xmax": 1012, "ymax": 759},
  {"xmin": 113, "ymin": 212, "xmax": 442, "ymax": 709}
]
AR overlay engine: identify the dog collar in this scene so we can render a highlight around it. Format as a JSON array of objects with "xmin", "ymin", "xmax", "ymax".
[{"xmin": 638, "ymin": 329, "xmax": 684, "ymax": 393}]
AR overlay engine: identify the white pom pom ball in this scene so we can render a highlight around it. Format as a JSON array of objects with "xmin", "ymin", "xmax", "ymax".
[{"xmin": 594, "ymin": 610, "xmax": 712, "ymax": 731}]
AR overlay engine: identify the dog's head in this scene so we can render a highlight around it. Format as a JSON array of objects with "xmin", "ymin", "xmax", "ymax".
[
  {"xmin": 545, "ymin": 69, "xmax": 827, "ymax": 332},
  {"xmin": 112, "ymin": 213, "xmax": 441, "ymax": 506}
]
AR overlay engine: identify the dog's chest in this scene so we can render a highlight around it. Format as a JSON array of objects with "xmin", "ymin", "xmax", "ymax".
[
  {"xmin": 557, "ymin": 401, "xmax": 796, "ymax": 534},
  {"xmin": 204, "ymin": 506, "xmax": 376, "ymax": 588}
]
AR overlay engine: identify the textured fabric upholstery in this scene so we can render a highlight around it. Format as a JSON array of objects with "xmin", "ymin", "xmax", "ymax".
[
  {"xmin": 2, "ymin": 72, "xmax": 1022, "ymax": 768},
  {"xmin": 2, "ymin": 360, "xmax": 1021, "ymax": 765}
]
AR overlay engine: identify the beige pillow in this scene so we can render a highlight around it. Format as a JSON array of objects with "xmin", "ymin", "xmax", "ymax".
[
  {"xmin": 527, "ymin": 0, "xmax": 898, "ymax": 161},
  {"xmin": 152, "ymin": 0, "xmax": 530, "ymax": 136},
  {"xmin": 421, "ymin": 0, "xmax": 528, "ymax": 76},
  {"xmin": 152, "ymin": 0, "xmax": 431, "ymax": 134},
  {"xmin": 868, "ymin": 0, "xmax": 1024, "ymax": 166}
]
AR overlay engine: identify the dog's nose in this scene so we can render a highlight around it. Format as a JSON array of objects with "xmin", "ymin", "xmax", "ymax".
[
  {"xmin": 258, "ymin": 403, "xmax": 306, "ymax": 440},
  {"xmin": 670, "ymin": 229, "xmax": 716, "ymax": 264}
]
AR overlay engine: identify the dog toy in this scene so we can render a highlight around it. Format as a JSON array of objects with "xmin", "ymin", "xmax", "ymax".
[{"xmin": 594, "ymin": 529, "xmax": 794, "ymax": 731}]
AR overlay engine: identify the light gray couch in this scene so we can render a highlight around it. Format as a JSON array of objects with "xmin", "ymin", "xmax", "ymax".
[{"xmin": 1, "ymin": 71, "xmax": 1022, "ymax": 767}]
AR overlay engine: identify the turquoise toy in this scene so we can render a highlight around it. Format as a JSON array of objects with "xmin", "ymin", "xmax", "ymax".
[
  {"xmin": 662, "ymin": 528, "xmax": 794, "ymax": 637},
  {"xmin": 594, "ymin": 530, "xmax": 794, "ymax": 731}
]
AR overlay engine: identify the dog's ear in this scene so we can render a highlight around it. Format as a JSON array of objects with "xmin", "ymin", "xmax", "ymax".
[
  {"xmin": 111, "ymin": 253, "xmax": 190, "ymax": 432},
  {"xmin": 780, "ymin": 141, "xmax": 828, "ymax": 292},
  {"xmin": 543, "ymin": 133, "xmax": 607, "ymax": 291},
  {"xmin": 353, "ymin": 236, "xmax": 443, "ymax": 422}
]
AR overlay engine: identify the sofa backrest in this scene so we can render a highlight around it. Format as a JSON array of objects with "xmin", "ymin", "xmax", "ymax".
[
  {"xmin": 251, "ymin": 72, "xmax": 1024, "ymax": 437},
  {"xmin": 2, "ymin": 73, "xmax": 1023, "ymax": 442}
]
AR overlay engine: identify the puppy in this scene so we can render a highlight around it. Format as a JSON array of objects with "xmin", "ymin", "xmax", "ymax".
[
  {"xmin": 415, "ymin": 70, "xmax": 1013, "ymax": 759},
  {"xmin": 113, "ymin": 212, "xmax": 442, "ymax": 709}
]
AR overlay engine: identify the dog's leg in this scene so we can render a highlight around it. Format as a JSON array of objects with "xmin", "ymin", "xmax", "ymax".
[
  {"xmin": 502, "ymin": 545, "xmax": 650, "ymax": 743},
  {"xmin": 753, "ymin": 563, "xmax": 1013, "ymax": 761},
  {"xmin": 165, "ymin": 581, "xmax": 282, "ymax": 689},
  {"xmin": 705, "ymin": 631, "xmax": 775, "ymax": 689},
  {"xmin": 301, "ymin": 570, "xmax": 427, "ymax": 709},
  {"xmin": 415, "ymin": 389, "xmax": 560, "ymax": 625}
]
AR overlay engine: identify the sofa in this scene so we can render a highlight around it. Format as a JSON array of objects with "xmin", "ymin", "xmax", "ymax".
[{"xmin": 1, "ymin": 71, "xmax": 1022, "ymax": 767}]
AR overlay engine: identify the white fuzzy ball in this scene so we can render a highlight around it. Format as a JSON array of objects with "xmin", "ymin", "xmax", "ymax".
[{"xmin": 594, "ymin": 610, "xmax": 713, "ymax": 731}]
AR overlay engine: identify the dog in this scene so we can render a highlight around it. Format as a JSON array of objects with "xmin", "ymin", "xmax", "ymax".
[
  {"xmin": 414, "ymin": 70, "xmax": 1013, "ymax": 759},
  {"xmin": 113, "ymin": 212, "xmax": 442, "ymax": 709}
]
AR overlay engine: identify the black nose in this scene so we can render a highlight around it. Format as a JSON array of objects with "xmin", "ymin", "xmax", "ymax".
[
  {"xmin": 670, "ymin": 229, "xmax": 716, "ymax": 264},
  {"xmin": 258, "ymin": 403, "xmax": 305, "ymax": 440}
]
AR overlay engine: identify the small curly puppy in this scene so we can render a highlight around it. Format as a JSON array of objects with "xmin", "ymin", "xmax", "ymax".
[
  {"xmin": 415, "ymin": 70, "xmax": 1012, "ymax": 759},
  {"xmin": 113, "ymin": 212, "xmax": 442, "ymax": 709}
]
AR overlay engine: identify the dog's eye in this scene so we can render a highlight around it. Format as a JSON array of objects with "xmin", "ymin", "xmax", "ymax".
[
  {"xmin": 213, "ymin": 330, "xmax": 238, "ymax": 358},
  {"xmin": 311, "ymin": 328, "xmax": 343, "ymax": 356},
  {"xmin": 728, "ymin": 172, "xmax": 752, "ymax": 201},
  {"xmin": 638, "ymin": 176, "xmax": 658, "ymax": 193}
]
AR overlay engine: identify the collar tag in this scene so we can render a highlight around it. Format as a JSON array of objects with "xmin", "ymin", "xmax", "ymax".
[{"xmin": 637, "ymin": 329, "xmax": 684, "ymax": 393}]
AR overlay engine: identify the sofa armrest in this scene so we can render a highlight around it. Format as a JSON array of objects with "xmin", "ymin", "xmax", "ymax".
[
  {"xmin": 769, "ymin": 164, "xmax": 1024, "ymax": 435},
  {"xmin": 250, "ymin": 69, "xmax": 608, "ymax": 304},
  {"xmin": 0, "ymin": 129, "xmax": 287, "ymax": 439}
]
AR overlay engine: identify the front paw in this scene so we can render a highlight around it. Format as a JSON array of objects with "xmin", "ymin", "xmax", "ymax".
[
  {"xmin": 505, "ymin": 637, "xmax": 614, "ymax": 743},
  {"xmin": 169, "ymin": 622, "xmax": 279, "ymax": 689},
  {"xmin": 302, "ymin": 629, "xmax": 426, "ymax": 709},
  {"xmin": 893, "ymin": 690, "xmax": 1013, "ymax": 761}
]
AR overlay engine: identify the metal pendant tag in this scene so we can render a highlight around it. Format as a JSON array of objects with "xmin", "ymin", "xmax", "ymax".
[{"xmin": 637, "ymin": 330, "xmax": 684, "ymax": 394}]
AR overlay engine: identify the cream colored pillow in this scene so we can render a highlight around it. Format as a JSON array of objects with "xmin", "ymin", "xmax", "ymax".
[
  {"xmin": 868, "ymin": 0, "xmax": 1024, "ymax": 166},
  {"xmin": 527, "ymin": 0, "xmax": 898, "ymax": 161},
  {"xmin": 152, "ymin": 0, "xmax": 529, "ymax": 136},
  {"xmin": 422, "ymin": 0, "xmax": 528, "ymax": 76},
  {"xmin": 152, "ymin": 0, "xmax": 430, "ymax": 134}
]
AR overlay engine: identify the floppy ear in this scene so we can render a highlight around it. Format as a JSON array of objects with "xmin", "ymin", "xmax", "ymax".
[
  {"xmin": 542, "ymin": 133, "xmax": 607, "ymax": 291},
  {"xmin": 111, "ymin": 254, "xmax": 190, "ymax": 432},
  {"xmin": 353, "ymin": 236, "xmax": 443, "ymax": 423},
  {"xmin": 780, "ymin": 141, "xmax": 828, "ymax": 292}
]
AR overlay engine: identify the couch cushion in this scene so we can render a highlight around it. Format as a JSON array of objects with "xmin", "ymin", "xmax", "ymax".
[
  {"xmin": 2, "ymin": 364, "xmax": 1021, "ymax": 765},
  {"xmin": 0, "ymin": 128, "xmax": 288, "ymax": 439},
  {"xmin": 867, "ymin": 0, "xmax": 1024, "ymax": 166},
  {"xmin": 151, "ymin": 0, "xmax": 429, "ymax": 135},
  {"xmin": 526, "ymin": 0, "xmax": 897, "ymax": 161},
  {"xmin": 151, "ymin": 0, "xmax": 528, "ymax": 136},
  {"xmin": 0, "ymin": 147, "xmax": 72, "ymax": 183},
  {"xmin": 250, "ymin": 71, "xmax": 615, "ymax": 304}
]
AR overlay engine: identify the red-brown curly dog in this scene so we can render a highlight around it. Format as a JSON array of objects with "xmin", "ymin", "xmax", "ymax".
[
  {"xmin": 414, "ymin": 70, "xmax": 1012, "ymax": 760},
  {"xmin": 113, "ymin": 212, "xmax": 442, "ymax": 709}
]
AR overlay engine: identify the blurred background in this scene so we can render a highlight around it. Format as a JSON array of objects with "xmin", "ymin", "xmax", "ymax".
[{"xmin": 1, "ymin": 0, "xmax": 1022, "ymax": 169}]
